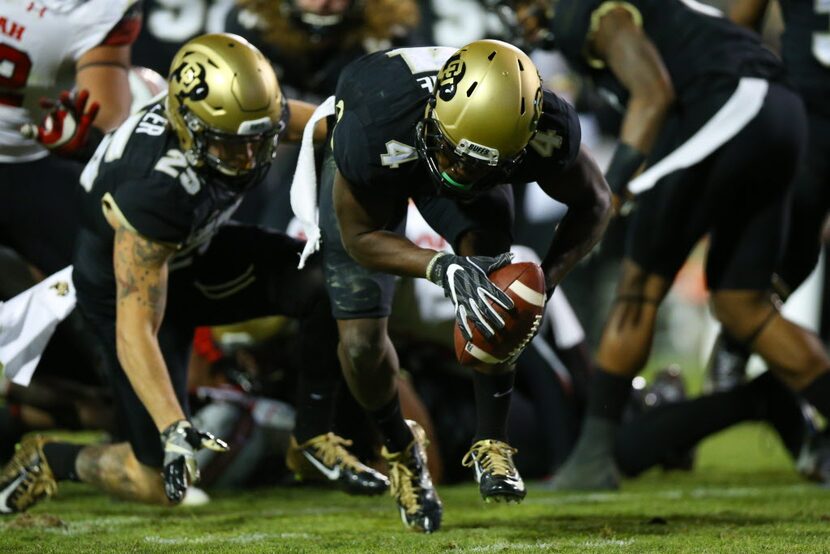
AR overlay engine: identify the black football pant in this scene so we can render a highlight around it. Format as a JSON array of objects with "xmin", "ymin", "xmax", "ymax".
[
  {"xmin": 777, "ymin": 110, "xmax": 830, "ymax": 292},
  {"xmin": 77, "ymin": 223, "xmax": 340, "ymax": 468},
  {"xmin": 628, "ymin": 80, "xmax": 806, "ymax": 290}
]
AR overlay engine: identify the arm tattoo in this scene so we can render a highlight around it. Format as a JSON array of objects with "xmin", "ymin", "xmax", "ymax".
[{"xmin": 114, "ymin": 227, "xmax": 172, "ymax": 325}]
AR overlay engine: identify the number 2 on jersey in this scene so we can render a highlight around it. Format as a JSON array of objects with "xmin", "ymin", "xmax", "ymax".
[{"xmin": 0, "ymin": 44, "xmax": 32, "ymax": 106}]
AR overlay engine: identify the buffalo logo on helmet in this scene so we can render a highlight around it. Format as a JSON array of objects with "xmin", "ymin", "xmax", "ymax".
[
  {"xmin": 171, "ymin": 60, "xmax": 209, "ymax": 102},
  {"xmin": 437, "ymin": 54, "xmax": 466, "ymax": 102}
]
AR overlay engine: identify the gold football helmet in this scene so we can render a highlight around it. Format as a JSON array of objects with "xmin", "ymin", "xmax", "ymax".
[
  {"xmin": 167, "ymin": 33, "xmax": 287, "ymax": 187},
  {"xmin": 417, "ymin": 39, "xmax": 542, "ymax": 198}
]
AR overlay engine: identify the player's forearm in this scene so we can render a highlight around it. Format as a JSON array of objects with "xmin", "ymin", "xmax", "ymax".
[
  {"xmin": 618, "ymin": 94, "xmax": 671, "ymax": 156},
  {"xmin": 285, "ymin": 99, "xmax": 327, "ymax": 143},
  {"xmin": 542, "ymin": 200, "xmax": 611, "ymax": 292},
  {"xmin": 115, "ymin": 319, "xmax": 185, "ymax": 431},
  {"xmin": 76, "ymin": 45, "xmax": 133, "ymax": 133},
  {"xmin": 345, "ymin": 230, "xmax": 439, "ymax": 278}
]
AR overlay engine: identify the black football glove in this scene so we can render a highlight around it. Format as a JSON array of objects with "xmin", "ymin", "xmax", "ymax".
[
  {"xmin": 160, "ymin": 419, "xmax": 229, "ymax": 503},
  {"xmin": 427, "ymin": 252, "xmax": 515, "ymax": 341}
]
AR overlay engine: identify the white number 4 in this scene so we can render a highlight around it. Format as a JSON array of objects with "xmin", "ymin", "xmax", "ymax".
[
  {"xmin": 380, "ymin": 140, "xmax": 418, "ymax": 168},
  {"xmin": 530, "ymin": 129, "xmax": 563, "ymax": 158}
]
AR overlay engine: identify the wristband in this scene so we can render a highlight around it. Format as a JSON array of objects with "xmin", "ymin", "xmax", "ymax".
[
  {"xmin": 425, "ymin": 252, "xmax": 448, "ymax": 283},
  {"xmin": 604, "ymin": 143, "xmax": 646, "ymax": 196}
]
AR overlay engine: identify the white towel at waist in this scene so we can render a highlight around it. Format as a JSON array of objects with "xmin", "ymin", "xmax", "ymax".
[
  {"xmin": 290, "ymin": 95, "xmax": 336, "ymax": 269},
  {"xmin": 0, "ymin": 266, "xmax": 76, "ymax": 386}
]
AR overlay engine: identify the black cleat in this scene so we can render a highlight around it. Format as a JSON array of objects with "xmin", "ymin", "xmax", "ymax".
[
  {"xmin": 628, "ymin": 365, "xmax": 696, "ymax": 471},
  {"xmin": 797, "ymin": 427, "xmax": 830, "ymax": 485},
  {"xmin": 462, "ymin": 439, "xmax": 526, "ymax": 503},
  {"xmin": 286, "ymin": 433, "xmax": 389, "ymax": 496},
  {"xmin": 704, "ymin": 332, "xmax": 749, "ymax": 393},
  {"xmin": 381, "ymin": 420, "xmax": 442, "ymax": 533},
  {"xmin": 0, "ymin": 436, "xmax": 57, "ymax": 514}
]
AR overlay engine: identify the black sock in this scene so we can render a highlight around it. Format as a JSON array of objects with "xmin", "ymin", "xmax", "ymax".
[
  {"xmin": 42, "ymin": 442, "xmax": 84, "ymax": 482},
  {"xmin": 472, "ymin": 370, "xmax": 515, "ymax": 442},
  {"xmin": 800, "ymin": 371, "xmax": 830, "ymax": 419},
  {"xmin": 587, "ymin": 368, "xmax": 632, "ymax": 422},
  {"xmin": 293, "ymin": 377, "xmax": 340, "ymax": 444},
  {"xmin": 615, "ymin": 372, "xmax": 803, "ymax": 476},
  {"xmin": 750, "ymin": 371, "xmax": 807, "ymax": 457},
  {"xmin": 368, "ymin": 393, "xmax": 413, "ymax": 453},
  {"xmin": 0, "ymin": 404, "xmax": 24, "ymax": 462}
]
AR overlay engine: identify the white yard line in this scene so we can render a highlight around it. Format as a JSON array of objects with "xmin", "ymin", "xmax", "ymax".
[
  {"xmin": 524, "ymin": 484, "xmax": 810, "ymax": 506},
  {"xmin": 142, "ymin": 532, "xmax": 314, "ymax": 545}
]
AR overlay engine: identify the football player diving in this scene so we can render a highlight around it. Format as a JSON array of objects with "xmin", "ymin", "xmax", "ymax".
[
  {"xmin": 0, "ymin": 33, "xmax": 388, "ymax": 513},
  {"xmin": 315, "ymin": 40, "xmax": 611, "ymax": 532},
  {"xmin": 518, "ymin": 0, "xmax": 830, "ymax": 490}
]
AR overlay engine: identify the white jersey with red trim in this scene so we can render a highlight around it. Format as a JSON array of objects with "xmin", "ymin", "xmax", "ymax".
[{"xmin": 0, "ymin": 0, "xmax": 139, "ymax": 162}]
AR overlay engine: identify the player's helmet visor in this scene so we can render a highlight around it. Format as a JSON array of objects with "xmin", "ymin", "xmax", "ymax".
[{"xmin": 416, "ymin": 114, "xmax": 526, "ymax": 201}]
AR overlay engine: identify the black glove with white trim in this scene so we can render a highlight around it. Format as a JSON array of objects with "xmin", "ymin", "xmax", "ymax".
[
  {"xmin": 160, "ymin": 419, "xmax": 229, "ymax": 503},
  {"xmin": 427, "ymin": 252, "xmax": 515, "ymax": 341}
]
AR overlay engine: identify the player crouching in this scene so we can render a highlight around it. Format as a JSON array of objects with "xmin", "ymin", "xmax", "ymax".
[{"xmin": 0, "ymin": 33, "xmax": 385, "ymax": 515}]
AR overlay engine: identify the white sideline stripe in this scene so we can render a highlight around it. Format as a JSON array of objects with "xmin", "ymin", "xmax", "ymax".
[
  {"xmin": 628, "ymin": 77, "xmax": 769, "ymax": 195},
  {"xmin": 508, "ymin": 280, "xmax": 546, "ymax": 308},
  {"xmin": 465, "ymin": 342, "xmax": 505, "ymax": 364}
]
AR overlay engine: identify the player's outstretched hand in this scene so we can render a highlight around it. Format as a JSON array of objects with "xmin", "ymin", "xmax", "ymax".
[
  {"xmin": 20, "ymin": 89, "xmax": 99, "ymax": 157},
  {"xmin": 427, "ymin": 252, "xmax": 515, "ymax": 341},
  {"xmin": 160, "ymin": 419, "xmax": 229, "ymax": 503}
]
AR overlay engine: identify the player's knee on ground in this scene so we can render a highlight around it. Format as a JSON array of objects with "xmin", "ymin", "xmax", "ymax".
[
  {"xmin": 337, "ymin": 319, "xmax": 389, "ymax": 371},
  {"xmin": 710, "ymin": 290, "xmax": 776, "ymax": 345}
]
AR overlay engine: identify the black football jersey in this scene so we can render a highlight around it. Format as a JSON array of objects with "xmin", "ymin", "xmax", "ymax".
[
  {"xmin": 553, "ymin": 0, "xmax": 784, "ymax": 106},
  {"xmin": 331, "ymin": 47, "xmax": 581, "ymax": 197},
  {"xmin": 779, "ymin": 0, "xmax": 830, "ymax": 115},
  {"xmin": 73, "ymin": 100, "xmax": 245, "ymax": 302}
]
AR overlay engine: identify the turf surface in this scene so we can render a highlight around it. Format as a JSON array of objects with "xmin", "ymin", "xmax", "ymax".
[{"xmin": 2, "ymin": 422, "xmax": 829, "ymax": 553}]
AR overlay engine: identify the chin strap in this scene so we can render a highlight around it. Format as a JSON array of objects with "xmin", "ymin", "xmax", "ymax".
[{"xmin": 290, "ymin": 95, "xmax": 336, "ymax": 269}]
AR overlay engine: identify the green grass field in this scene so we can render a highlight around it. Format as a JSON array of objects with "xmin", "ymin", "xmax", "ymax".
[{"xmin": 2, "ymin": 422, "xmax": 829, "ymax": 553}]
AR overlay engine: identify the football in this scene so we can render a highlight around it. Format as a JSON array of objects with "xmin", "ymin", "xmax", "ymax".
[{"xmin": 454, "ymin": 262, "xmax": 546, "ymax": 368}]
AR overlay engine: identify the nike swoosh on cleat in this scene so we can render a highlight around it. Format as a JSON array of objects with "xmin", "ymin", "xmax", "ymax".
[
  {"xmin": 492, "ymin": 387, "xmax": 513, "ymax": 398},
  {"xmin": 0, "ymin": 474, "xmax": 26, "ymax": 513},
  {"xmin": 302, "ymin": 450, "xmax": 341, "ymax": 481}
]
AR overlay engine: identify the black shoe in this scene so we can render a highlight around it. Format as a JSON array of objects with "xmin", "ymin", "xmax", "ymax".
[
  {"xmin": 797, "ymin": 427, "xmax": 830, "ymax": 484},
  {"xmin": 704, "ymin": 332, "xmax": 749, "ymax": 393},
  {"xmin": 629, "ymin": 365, "xmax": 696, "ymax": 471},
  {"xmin": 0, "ymin": 436, "xmax": 57, "ymax": 514},
  {"xmin": 462, "ymin": 439, "xmax": 526, "ymax": 503},
  {"xmin": 381, "ymin": 420, "xmax": 442, "ymax": 533},
  {"xmin": 286, "ymin": 433, "xmax": 389, "ymax": 496}
]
